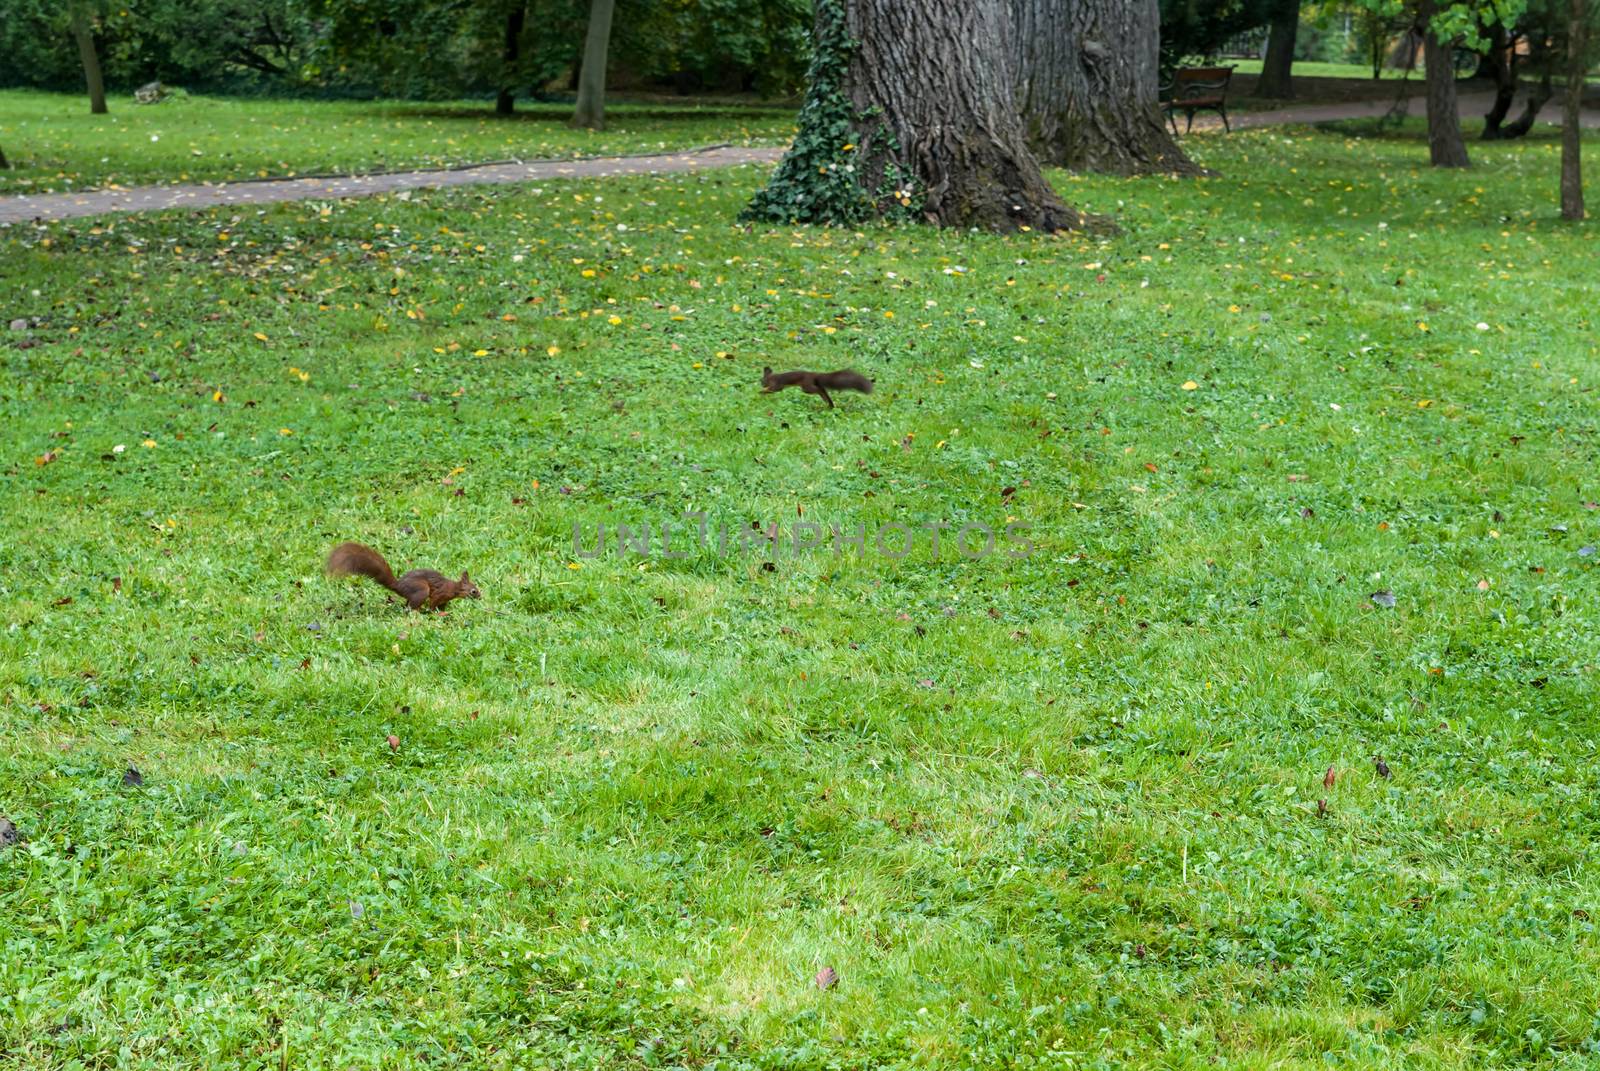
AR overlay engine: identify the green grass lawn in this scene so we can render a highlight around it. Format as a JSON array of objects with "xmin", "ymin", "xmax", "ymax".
[
  {"xmin": 0, "ymin": 89, "xmax": 797, "ymax": 194},
  {"xmin": 2, "ymin": 122, "xmax": 1600, "ymax": 1068}
]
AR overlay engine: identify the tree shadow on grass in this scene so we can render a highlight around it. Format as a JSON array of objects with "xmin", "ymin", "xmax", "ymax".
[{"xmin": 1316, "ymin": 116, "xmax": 1565, "ymax": 144}]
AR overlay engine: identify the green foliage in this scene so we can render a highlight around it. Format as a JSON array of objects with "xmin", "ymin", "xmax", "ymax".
[
  {"xmin": 5, "ymin": 118, "xmax": 1600, "ymax": 1067},
  {"xmin": 1342, "ymin": 0, "xmax": 1529, "ymax": 47},
  {"xmin": 1160, "ymin": 0, "xmax": 1284, "ymax": 69},
  {"xmin": 0, "ymin": 0, "xmax": 318, "ymax": 93},
  {"xmin": 626, "ymin": 0, "xmax": 812, "ymax": 97},
  {"xmin": 0, "ymin": 0, "xmax": 812, "ymax": 101}
]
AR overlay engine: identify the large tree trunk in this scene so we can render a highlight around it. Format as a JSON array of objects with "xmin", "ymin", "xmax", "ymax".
[
  {"xmin": 71, "ymin": 7, "xmax": 108, "ymax": 115},
  {"xmin": 570, "ymin": 0, "xmax": 615, "ymax": 130},
  {"xmin": 1562, "ymin": 0, "xmax": 1587, "ymax": 220},
  {"xmin": 496, "ymin": 3, "xmax": 526, "ymax": 116},
  {"xmin": 746, "ymin": 0, "xmax": 1093, "ymax": 232},
  {"xmin": 1255, "ymin": 0, "xmax": 1300, "ymax": 99},
  {"xmin": 1011, "ymin": 0, "xmax": 1196, "ymax": 175},
  {"xmin": 1421, "ymin": 5, "xmax": 1470, "ymax": 167}
]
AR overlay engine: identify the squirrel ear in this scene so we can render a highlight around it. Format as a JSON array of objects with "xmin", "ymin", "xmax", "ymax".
[{"xmin": 460, "ymin": 571, "xmax": 470, "ymax": 582}]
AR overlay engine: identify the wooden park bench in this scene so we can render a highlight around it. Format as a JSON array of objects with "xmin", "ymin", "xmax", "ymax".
[{"xmin": 1162, "ymin": 66, "xmax": 1235, "ymax": 134}]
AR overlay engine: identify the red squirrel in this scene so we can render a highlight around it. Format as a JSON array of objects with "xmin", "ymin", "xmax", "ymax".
[
  {"xmin": 326, "ymin": 542, "xmax": 480, "ymax": 612},
  {"xmin": 761, "ymin": 367, "xmax": 873, "ymax": 409}
]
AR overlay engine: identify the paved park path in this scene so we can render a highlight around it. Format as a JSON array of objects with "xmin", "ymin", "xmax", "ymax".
[
  {"xmin": 2, "ymin": 90, "xmax": 1595, "ymax": 225},
  {"xmin": 0, "ymin": 144, "xmax": 785, "ymax": 225}
]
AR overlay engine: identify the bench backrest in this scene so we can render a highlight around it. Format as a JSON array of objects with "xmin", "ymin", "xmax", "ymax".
[{"xmin": 1173, "ymin": 66, "xmax": 1234, "ymax": 90}]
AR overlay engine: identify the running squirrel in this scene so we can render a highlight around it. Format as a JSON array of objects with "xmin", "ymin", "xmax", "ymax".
[
  {"xmin": 760, "ymin": 367, "xmax": 874, "ymax": 409},
  {"xmin": 325, "ymin": 542, "xmax": 481, "ymax": 612}
]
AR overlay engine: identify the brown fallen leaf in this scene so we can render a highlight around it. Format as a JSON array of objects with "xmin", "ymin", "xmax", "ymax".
[
  {"xmin": 387, "ymin": 734, "xmax": 401, "ymax": 752},
  {"xmin": 815, "ymin": 966, "xmax": 838, "ymax": 990},
  {"xmin": 1323, "ymin": 765, "xmax": 1337, "ymax": 789}
]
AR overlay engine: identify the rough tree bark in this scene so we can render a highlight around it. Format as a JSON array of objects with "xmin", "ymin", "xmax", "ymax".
[
  {"xmin": 1562, "ymin": 0, "xmax": 1587, "ymax": 220},
  {"xmin": 571, "ymin": 0, "xmax": 616, "ymax": 130},
  {"xmin": 496, "ymin": 3, "xmax": 526, "ymax": 116},
  {"xmin": 1011, "ymin": 0, "xmax": 1197, "ymax": 175},
  {"xmin": 1255, "ymin": 0, "xmax": 1301, "ymax": 99},
  {"xmin": 1420, "ymin": 3, "xmax": 1470, "ymax": 167},
  {"xmin": 746, "ymin": 0, "xmax": 1092, "ymax": 231},
  {"xmin": 71, "ymin": 6, "xmax": 108, "ymax": 115}
]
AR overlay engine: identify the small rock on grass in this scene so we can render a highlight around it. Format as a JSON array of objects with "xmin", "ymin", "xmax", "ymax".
[{"xmin": 0, "ymin": 817, "xmax": 18, "ymax": 848}]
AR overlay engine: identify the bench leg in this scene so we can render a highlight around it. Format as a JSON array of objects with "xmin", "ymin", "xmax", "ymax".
[
  {"xmin": 1220, "ymin": 105, "xmax": 1231, "ymax": 134},
  {"xmin": 1185, "ymin": 109, "xmax": 1195, "ymax": 134}
]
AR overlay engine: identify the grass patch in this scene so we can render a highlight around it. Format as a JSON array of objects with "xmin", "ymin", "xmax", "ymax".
[
  {"xmin": 2, "ymin": 121, "xmax": 1600, "ymax": 1067},
  {"xmin": 0, "ymin": 89, "xmax": 797, "ymax": 194}
]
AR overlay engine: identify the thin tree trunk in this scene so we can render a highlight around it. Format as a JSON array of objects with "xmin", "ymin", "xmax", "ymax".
[
  {"xmin": 1255, "ymin": 0, "xmax": 1300, "ymax": 99},
  {"xmin": 71, "ymin": 7, "xmax": 108, "ymax": 115},
  {"xmin": 571, "ymin": 0, "xmax": 615, "ymax": 130},
  {"xmin": 1562, "ymin": 0, "xmax": 1587, "ymax": 220},
  {"xmin": 745, "ymin": 0, "xmax": 1094, "ymax": 232},
  {"xmin": 1012, "ymin": 0, "xmax": 1197, "ymax": 175},
  {"xmin": 496, "ymin": 3, "xmax": 526, "ymax": 115},
  {"xmin": 1421, "ymin": 4, "xmax": 1470, "ymax": 167},
  {"xmin": 0, "ymin": 144, "xmax": 9, "ymax": 169},
  {"xmin": 1481, "ymin": 24, "xmax": 1515, "ymax": 137}
]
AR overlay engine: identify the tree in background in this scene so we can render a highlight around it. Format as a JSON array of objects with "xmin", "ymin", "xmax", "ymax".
[
  {"xmin": 497, "ymin": 3, "xmax": 528, "ymax": 114},
  {"xmin": 1560, "ymin": 0, "xmax": 1590, "ymax": 219},
  {"xmin": 744, "ymin": 0, "xmax": 1090, "ymax": 231},
  {"xmin": 1013, "ymin": 0, "xmax": 1198, "ymax": 175},
  {"xmin": 1255, "ymin": 0, "xmax": 1301, "ymax": 97},
  {"xmin": 1158, "ymin": 0, "xmax": 1278, "ymax": 72},
  {"xmin": 70, "ymin": 3, "xmax": 110, "ymax": 113},
  {"xmin": 571, "ymin": 0, "xmax": 617, "ymax": 128},
  {"xmin": 1418, "ymin": 0, "xmax": 1471, "ymax": 166},
  {"xmin": 1348, "ymin": 0, "xmax": 1526, "ymax": 167}
]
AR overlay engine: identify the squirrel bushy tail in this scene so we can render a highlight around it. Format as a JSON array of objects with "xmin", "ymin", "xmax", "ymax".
[{"xmin": 326, "ymin": 542, "xmax": 402, "ymax": 594}]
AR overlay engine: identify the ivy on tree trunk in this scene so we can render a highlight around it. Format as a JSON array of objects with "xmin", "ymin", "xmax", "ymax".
[
  {"xmin": 1011, "ymin": 0, "xmax": 1197, "ymax": 175},
  {"xmin": 744, "ymin": 0, "xmax": 1098, "ymax": 232}
]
